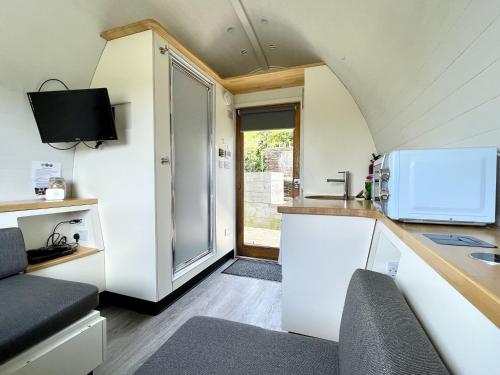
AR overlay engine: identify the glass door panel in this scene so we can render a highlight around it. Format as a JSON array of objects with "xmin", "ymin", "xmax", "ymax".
[{"xmin": 170, "ymin": 58, "xmax": 213, "ymax": 272}]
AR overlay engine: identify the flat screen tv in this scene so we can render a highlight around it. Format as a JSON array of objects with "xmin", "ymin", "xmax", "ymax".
[{"xmin": 27, "ymin": 88, "xmax": 117, "ymax": 143}]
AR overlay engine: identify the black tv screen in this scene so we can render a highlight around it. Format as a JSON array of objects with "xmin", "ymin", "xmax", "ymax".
[{"xmin": 27, "ymin": 88, "xmax": 117, "ymax": 143}]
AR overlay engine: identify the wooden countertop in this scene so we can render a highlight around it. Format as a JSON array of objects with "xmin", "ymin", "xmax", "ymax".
[
  {"xmin": 0, "ymin": 198, "xmax": 98, "ymax": 213},
  {"xmin": 278, "ymin": 197, "xmax": 380, "ymax": 218},
  {"xmin": 278, "ymin": 197, "xmax": 500, "ymax": 328}
]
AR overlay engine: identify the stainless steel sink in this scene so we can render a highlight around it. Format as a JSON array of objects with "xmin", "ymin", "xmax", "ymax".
[{"xmin": 304, "ymin": 195, "xmax": 354, "ymax": 200}]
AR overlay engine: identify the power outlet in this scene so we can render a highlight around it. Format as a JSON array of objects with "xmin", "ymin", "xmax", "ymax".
[
  {"xmin": 224, "ymin": 228, "xmax": 232, "ymax": 237},
  {"xmin": 386, "ymin": 261, "xmax": 399, "ymax": 278},
  {"xmin": 75, "ymin": 229, "xmax": 89, "ymax": 242}
]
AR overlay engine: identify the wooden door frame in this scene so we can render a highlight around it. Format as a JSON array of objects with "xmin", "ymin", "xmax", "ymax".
[{"xmin": 236, "ymin": 102, "xmax": 301, "ymax": 261}]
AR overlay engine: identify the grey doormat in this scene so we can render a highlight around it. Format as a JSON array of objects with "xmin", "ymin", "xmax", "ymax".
[{"xmin": 222, "ymin": 259, "xmax": 282, "ymax": 282}]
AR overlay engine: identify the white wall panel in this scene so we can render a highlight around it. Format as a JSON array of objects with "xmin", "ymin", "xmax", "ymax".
[
  {"xmin": 302, "ymin": 66, "xmax": 376, "ymax": 196},
  {"xmin": 372, "ymin": 2, "xmax": 500, "ymax": 153},
  {"xmin": 0, "ymin": 87, "xmax": 76, "ymax": 201},
  {"xmin": 234, "ymin": 87, "xmax": 303, "ymax": 108},
  {"xmin": 73, "ymin": 31, "xmax": 158, "ymax": 301},
  {"xmin": 0, "ymin": 0, "xmax": 110, "ymax": 201}
]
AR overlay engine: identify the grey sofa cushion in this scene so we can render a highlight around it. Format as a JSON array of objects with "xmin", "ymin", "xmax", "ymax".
[
  {"xmin": 338, "ymin": 269, "xmax": 449, "ymax": 375},
  {"xmin": 135, "ymin": 316, "xmax": 339, "ymax": 375},
  {"xmin": 0, "ymin": 274, "xmax": 99, "ymax": 364},
  {"xmin": 0, "ymin": 227, "xmax": 27, "ymax": 279}
]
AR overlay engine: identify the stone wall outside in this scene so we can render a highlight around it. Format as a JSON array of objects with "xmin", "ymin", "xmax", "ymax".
[{"xmin": 244, "ymin": 172, "xmax": 284, "ymax": 230}]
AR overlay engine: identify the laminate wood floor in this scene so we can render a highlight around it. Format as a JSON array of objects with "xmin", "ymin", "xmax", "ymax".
[{"xmin": 95, "ymin": 259, "xmax": 282, "ymax": 375}]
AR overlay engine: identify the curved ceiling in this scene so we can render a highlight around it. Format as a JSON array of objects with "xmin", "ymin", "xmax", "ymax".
[{"xmin": 1, "ymin": 0, "xmax": 498, "ymax": 153}]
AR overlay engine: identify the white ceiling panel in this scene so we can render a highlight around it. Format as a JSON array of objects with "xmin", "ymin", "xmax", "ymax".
[
  {"xmin": 103, "ymin": 0, "xmax": 262, "ymax": 77},
  {"xmin": 241, "ymin": 1, "xmax": 320, "ymax": 70}
]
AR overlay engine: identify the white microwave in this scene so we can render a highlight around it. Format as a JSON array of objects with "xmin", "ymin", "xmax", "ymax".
[{"xmin": 373, "ymin": 147, "xmax": 497, "ymax": 225}]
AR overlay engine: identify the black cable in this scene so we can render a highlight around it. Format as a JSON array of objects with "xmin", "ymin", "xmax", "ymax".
[
  {"xmin": 38, "ymin": 78, "xmax": 69, "ymax": 92},
  {"xmin": 45, "ymin": 219, "xmax": 82, "ymax": 248},
  {"xmin": 47, "ymin": 142, "xmax": 81, "ymax": 150},
  {"xmin": 82, "ymin": 141, "xmax": 103, "ymax": 149}
]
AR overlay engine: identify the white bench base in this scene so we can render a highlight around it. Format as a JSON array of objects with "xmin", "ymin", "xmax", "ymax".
[{"xmin": 0, "ymin": 311, "xmax": 106, "ymax": 375}]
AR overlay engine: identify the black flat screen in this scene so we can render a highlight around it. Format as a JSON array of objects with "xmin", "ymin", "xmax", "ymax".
[{"xmin": 27, "ymin": 88, "xmax": 117, "ymax": 143}]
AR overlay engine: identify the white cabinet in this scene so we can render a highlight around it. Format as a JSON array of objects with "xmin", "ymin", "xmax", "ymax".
[
  {"xmin": 29, "ymin": 251, "xmax": 106, "ymax": 292},
  {"xmin": 282, "ymin": 215, "xmax": 499, "ymax": 372},
  {"xmin": 0, "ymin": 311, "xmax": 106, "ymax": 375},
  {"xmin": 281, "ymin": 214, "xmax": 376, "ymax": 340}
]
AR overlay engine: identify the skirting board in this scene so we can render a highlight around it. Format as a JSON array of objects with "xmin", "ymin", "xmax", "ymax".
[{"xmin": 98, "ymin": 250, "xmax": 235, "ymax": 315}]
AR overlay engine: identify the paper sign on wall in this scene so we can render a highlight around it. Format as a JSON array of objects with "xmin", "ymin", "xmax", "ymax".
[{"xmin": 32, "ymin": 161, "xmax": 61, "ymax": 199}]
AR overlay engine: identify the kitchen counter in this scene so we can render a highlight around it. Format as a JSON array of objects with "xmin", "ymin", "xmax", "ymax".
[
  {"xmin": 277, "ymin": 197, "xmax": 380, "ymax": 218},
  {"xmin": 278, "ymin": 197, "xmax": 500, "ymax": 328}
]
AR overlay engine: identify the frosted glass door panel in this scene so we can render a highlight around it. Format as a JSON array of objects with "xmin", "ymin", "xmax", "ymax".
[{"xmin": 171, "ymin": 61, "xmax": 212, "ymax": 271}]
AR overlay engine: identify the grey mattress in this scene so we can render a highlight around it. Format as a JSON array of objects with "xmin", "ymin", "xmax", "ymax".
[
  {"xmin": 0, "ymin": 274, "xmax": 98, "ymax": 364},
  {"xmin": 135, "ymin": 316, "xmax": 339, "ymax": 375},
  {"xmin": 338, "ymin": 269, "xmax": 450, "ymax": 375},
  {"xmin": 0, "ymin": 227, "xmax": 28, "ymax": 279}
]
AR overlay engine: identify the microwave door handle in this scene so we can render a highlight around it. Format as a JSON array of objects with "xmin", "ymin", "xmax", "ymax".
[{"xmin": 375, "ymin": 170, "xmax": 382, "ymax": 201}]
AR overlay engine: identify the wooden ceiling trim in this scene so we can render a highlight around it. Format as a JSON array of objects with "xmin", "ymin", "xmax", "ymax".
[
  {"xmin": 100, "ymin": 19, "xmax": 325, "ymax": 94},
  {"xmin": 223, "ymin": 63, "xmax": 325, "ymax": 94}
]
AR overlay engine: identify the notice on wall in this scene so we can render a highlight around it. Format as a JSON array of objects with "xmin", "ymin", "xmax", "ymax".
[{"xmin": 32, "ymin": 161, "xmax": 61, "ymax": 199}]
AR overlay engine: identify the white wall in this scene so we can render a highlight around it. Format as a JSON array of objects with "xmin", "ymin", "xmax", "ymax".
[
  {"xmin": 73, "ymin": 30, "xmax": 236, "ymax": 299},
  {"xmin": 369, "ymin": 2, "xmax": 500, "ymax": 154},
  {"xmin": 234, "ymin": 87, "xmax": 303, "ymax": 108},
  {"xmin": 0, "ymin": 87, "xmax": 76, "ymax": 201},
  {"xmin": 0, "ymin": 1, "xmax": 114, "ymax": 201},
  {"xmin": 302, "ymin": 66, "xmax": 376, "ymax": 196},
  {"xmin": 73, "ymin": 31, "xmax": 158, "ymax": 300},
  {"xmin": 214, "ymin": 85, "xmax": 237, "ymax": 257}
]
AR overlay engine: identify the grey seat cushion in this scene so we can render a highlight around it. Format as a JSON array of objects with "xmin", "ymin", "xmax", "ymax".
[
  {"xmin": 0, "ymin": 274, "xmax": 99, "ymax": 364},
  {"xmin": 338, "ymin": 269, "xmax": 450, "ymax": 375},
  {"xmin": 135, "ymin": 316, "xmax": 339, "ymax": 375},
  {"xmin": 0, "ymin": 227, "xmax": 28, "ymax": 279}
]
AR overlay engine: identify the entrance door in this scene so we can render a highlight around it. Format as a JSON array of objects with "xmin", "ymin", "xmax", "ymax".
[{"xmin": 236, "ymin": 103, "xmax": 300, "ymax": 260}]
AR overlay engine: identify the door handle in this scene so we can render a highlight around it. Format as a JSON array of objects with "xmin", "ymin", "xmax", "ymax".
[{"xmin": 380, "ymin": 190, "xmax": 390, "ymax": 200}]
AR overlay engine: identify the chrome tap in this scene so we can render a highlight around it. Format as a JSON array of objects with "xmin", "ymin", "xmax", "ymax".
[{"xmin": 326, "ymin": 171, "xmax": 350, "ymax": 200}]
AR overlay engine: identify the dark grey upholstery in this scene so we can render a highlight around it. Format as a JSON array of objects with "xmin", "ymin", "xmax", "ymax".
[
  {"xmin": 135, "ymin": 269, "xmax": 450, "ymax": 375},
  {"xmin": 339, "ymin": 269, "xmax": 449, "ymax": 375},
  {"xmin": 0, "ymin": 274, "xmax": 98, "ymax": 364},
  {"xmin": 135, "ymin": 316, "xmax": 339, "ymax": 375},
  {"xmin": 0, "ymin": 227, "xmax": 27, "ymax": 279}
]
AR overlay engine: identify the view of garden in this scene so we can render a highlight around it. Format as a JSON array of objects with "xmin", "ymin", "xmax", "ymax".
[{"xmin": 243, "ymin": 129, "xmax": 294, "ymax": 248}]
